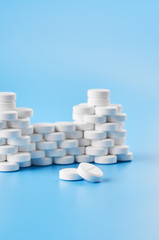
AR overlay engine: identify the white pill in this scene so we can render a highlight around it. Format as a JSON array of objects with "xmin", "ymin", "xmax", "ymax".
[
  {"xmin": 21, "ymin": 125, "xmax": 34, "ymax": 135},
  {"xmin": 95, "ymin": 123, "xmax": 117, "ymax": 131},
  {"xmin": 0, "ymin": 162, "xmax": 19, "ymax": 172},
  {"xmin": 72, "ymin": 113, "xmax": 85, "ymax": 122},
  {"xmin": 53, "ymin": 155, "xmax": 74, "ymax": 165},
  {"xmin": 36, "ymin": 141, "xmax": 57, "ymax": 150},
  {"xmin": 0, "ymin": 129, "xmax": 21, "ymax": 138},
  {"xmin": 19, "ymin": 160, "xmax": 31, "ymax": 168},
  {"xmin": 58, "ymin": 140, "xmax": 78, "ymax": 149},
  {"xmin": 44, "ymin": 132, "xmax": 65, "ymax": 141},
  {"xmin": 7, "ymin": 136, "xmax": 30, "ymax": 146},
  {"xmin": 75, "ymin": 155, "xmax": 93, "ymax": 163},
  {"xmin": 109, "ymin": 145, "xmax": 129, "ymax": 155},
  {"xmin": 74, "ymin": 122, "xmax": 94, "ymax": 131},
  {"xmin": 0, "ymin": 138, "xmax": 6, "ymax": 146},
  {"xmin": 88, "ymin": 97, "xmax": 110, "ymax": 107},
  {"xmin": 16, "ymin": 107, "xmax": 33, "ymax": 118},
  {"xmin": 92, "ymin": 139, "xmax": 114, "ymax": 148},
  {"xmin": 19, "ymin": 143, "xmax": 36, "ymax": 152},
  {"xmin": 31, "ymin": 150, "xmax": 45, "ymax": 159},
  {"xmin": 66, "ymin": 147, "xmax": 85, "ymax": 155},
  {"xmin": 33, "ymin": 123, "xmax": 55, "ymax": 134},
  {"xmin": 94, "ymin": 155, "xmax": 117, "ymax": 164},
  {"xmin": 59, "ymin": 168, "xmax": 83, "ymax": 181},
  {"xmin": 32, "ymin": 157, "xmax": 52, "ymax": 166},
  {"xmin": 0, "ymin": 145, "xmax": 18, "ymax": 154},
  {"xmin": 116, "ymin": 122, "xmax": 125, "ymax": 130},
  {"xmin": 95, "ymin": 106, "xmax": 117, "ymax": 116},
  {"xmin": 46, "ymin": 148, "xmax": 66, "ymax": 157},
  {"xmin": 110, "ymin": 104, "xmax": 122, "ymax": 113},
  {"xmin": 79, "ymin": 138, "xmax": 91, "ymax": 146},
  {"xmin": 108, "ymin": 130, "xmax": 127, "ymax": 138},
  {"xmin": 84, "ymin": 114, "xmax": 106, "ymax": 124},
  {"xmin": 87, "ymin": 89, "xmax": 110, "ymax": 99},
  {"xmin": 86, "ymin": 146, "xmax": 108, "ymax": 156},
  {"xmin": 117, "ymin": 152, "xmax": 133, "ymax": 161},
  {"xmin": 108, "ymin": 114, "xmax": 127, "ymax": 123},
  {"xmin": 30, "ymin": 133, "xmax": 43, "ymax": 143},
  {"xmin": 0, "ymin": 155, "xmax": 7, "ymax": 162},
  {"xmin": 7, "ymin": 152, "xmax": 31, "ymax": 163},
  {"xmin": 8, "ymin": 118, "xmax": 30, "ymax": 128},
  {"xmin": 77, "ymin": 162, "xmax": 103, "ymax": 182},
  {"xmin": 73, "ymin": 104, "xmax": 94, "ymax": 114},
  {"xmin": 0, "ymin": 111, "xmax": 17, "ymax": 121},
  {"xmin": 0, "ymin": 92, "xmax": 16, "ymax": 103},
  {"xmin": 65, "ymin": 131, "xmax": 83, "ymax": 139},
  {"xmin": 113, "ymin": 137, "xmax": 126, "ymax": 145},
  {"xmin": 54, "ymin": 122, "xmax": 75, "ymax": 132},
  {"xmin": 0, "ymin": 102, "xmax": 16, "ymax": 111},
  {"xmin": 84, "ymin": 130, "xmax": 106, "ymax": 140},
  {"xmin": 0, "ymin": 121, "xmax": 7, "ymax": 129}
]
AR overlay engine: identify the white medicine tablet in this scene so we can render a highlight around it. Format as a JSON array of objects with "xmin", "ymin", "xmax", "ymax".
[
  {"xmin": 0, "ymin": 162, "xmax": 19, "ymax": 172},
  {"xmin": 54, "ymin": 122, "xmax": 75, "ymax": 132},
  {"xmin": 113, "ymin": 137, "xmax": 126, "ymax": 145},
  {"xmin": 117, "ymin": 152, "xmax": 133, "ymax": 161},
  {"xmin": 79, "ymin": 138, "xmax": 91, "ymax": 147},
  {"xmin": 0, "ymin": 138, "xmax": 6, "ymax": 146},
  {"xmin": 109, "ymin": 145, "xmax": 129, "ymax": 155},
  {"xmin": 73, "ymin": 104, "xmax": 94, "ymax": 114},
  {"xmin": 88, "ymin": 97, "xmax": 110, "ymax": 107},
  {"xmin": 94, "ymin": 155, "xmax": 117, "ymax": 164},
  {"xmin": 65, "ymin": 131, "xmax": 83, "ymax": 139},
  {"xmin": 53, "ymin": 155, "xmax": 74, "ymax": 165},
  {"xmin": 74, "ymin": 122, "xmax": 94, "ymax": 131},
  {"xmin": 84, "ymin": 130, "xmax": 106, "ymax": 140},
  {"xmin": 59, "ymin": 168, "xmax": 83, "ymax": 181},
  {"xmin": 107, "ymin": 114, "xmax": 127, "ymax": 123},
  {"xmin": 0, "ymin": 145, "xmax": 18, "ymax": 155},
  {"xmin": 36, "ymin": 141, "xmax": 57, "ymax": 150},
  {"xmin": 44, "ymin": 132, "xmax": 65, "ymax": 141},
  {"xmin": 46, "ymin": 148, "xmax": 66, "ymax": 157},
  {"xmin": 110, "ymin": 104, "xmax": 122, "ymax": 113},
  {"xmin": 58, "ymin": 139, "xmax": 78, "ymax": 149},
  {"xmin": 31, "ymin": 150, "xmax": 45, "ymax": 159},
  {"xmin": 0, "ymin": 102, "xmax": 16, "ymax": 111},
  {"xmin": 84, "ymin": 114, "xmax": 106, "ymax": 124},
  {"xmin": 95, "ymin": 106, "xmax": 117, "ymax": 116},
  {"xmin": 0, "ymin": 92, "xmax": 16, "ymax": 103},
  {"xmin": 32, "ymin": 157, "xmax": 52, "ymax": 166},
  {"xmin": 8, "ymin": 118, "xmax": 30, "ymax": 129},
  {"xmin": 72, "ymin": 113, "xmax": 85, "ymax": 122},
  {"xmin": 0, "ymin": 155, "xmax": 7, "ymax": 162},
  {"xmin": 18, "ymin": 143, "xmax": 36, "ymax": 152},
  {"xmin": 87, "ymin": 89, "xmax": 110, "ymax": 99},
  {"xmin": 85, "ymin": 146, "xmax": 108, "ymax": 156},
  {"xmin": 108, "ymin": 130, "xmax": 127, "ymax": 138},
  {"xmin": 19, "ymin": 160, "xmax": 31, "ymax": 168},
  {"xmin": 0, "ymin": 111, "xmax": 17, "ymax": 121},
  {"xmin": 66, "ymin": 147, "xmax": 85, "ymax": 155},
  {"xmin": 30, "ymin": 133, "xmax": 43, "ymax": 143},
  {"xmin": 0, "ymin": 129, "xmax": 21, "ymax": 138},
  {"xmin": 7, "ymin": 136, "xmax": 30, "ymax": 146},
  {"xmin": 21, "ymin": 125, "xmax": 34, "ymax": 135},
  {"xmin": 33, "ymin": 123, "xmax": 55, "ymax": 134},
  {"xmin": 95, "ymin": 123, "xmax": 117, "ymax": 131},
  {"xmin": 16, "ymin": 108, "xmax": 33, "ymax": 118},
  {"xmin": 7, "ymin": 152, "xmax": 31, "ymax": 163},
  {"xmin": 92, "ymin": 139, "xmax": 114, "ymax": 148},
  {"xmin": 75, "ymin": 155, "xmax": 93, "ymax": 163},
  {"xmin": 77, "ymin": 162, "xmax": 103, "ymax": 182}
]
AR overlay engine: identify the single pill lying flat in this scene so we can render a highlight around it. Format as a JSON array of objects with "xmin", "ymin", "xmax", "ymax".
[
  {"xmin": 75, "ymin": 155, "xmax": 93, "ymax": 163},
  {"xmin": 84, "ymin": 130, "xmax": 106, "ymax": 140},
  {"xmin": 73, "ymin": 104, "xmax": 94, "ymax": 114},
  {"xmin": 7, "ymin": 136, "xmax": 30, "ymax": 146},
  {"xmin": 31, "ymin": 150, "xmax": 45, "ymax": 159},
  {"xmin": 88, "ymin": 97, "xmax": 110, "ymax": 107},
  {"xmin": 66, "ymin": 147, "xmax": 85, "ymax": 155},
  {"xmin": 36, "ymin": 141, "xmax": 57, "ymax": 150},
  {"xmin": 107, "ymin": 114, "xmax": 127, "ymax": 123},
  {"xmin": 0, "ymin": 102, "xmax": 16, "ymax": 111},
  {"xmin": 109, "ymin": 145, "xmax": 129, "ymax": 155},
  {"xmin": 0, "ymin": 111, "xmax": 17, "ymax": 121},
  {"xmin": 18, "ymin": 143, "xmax": 36, "ymax": 152},
  {"xmin": 0, "ymin": 129, "xmax": 21, "ymax": 138},
  {"xmin": 16, "ymin": 108, "xmax": 33, "ymax": 118},
  {"xmin": 8, "ymin": 118, "xmax": 30, "ymax": 129},
  {"xmin": 108, "ymin": 130, "xmax": 127, "ymax": 138},
  {"xmin": 87, "ymin": 89, "xmax": 110, "ymax": 99},
  {"xmin": 117, "ymin": 152, "xmax": 133, "ymax": 161},
  {"xmin": 65, "ymin": 131, "xmax": 83, "ymax": 139},
  {"xmin": 43, "ymin": 132, "xmax": 65, "ymax": 141},
  {"xmin": 21, "ymin": 125, "xmax": 34, "ymax": 135},
  {"xmin": 46, "ymin": 148, "xmax": 66, "ymax": 157},
  {"xmin": 0, "ymin": 92, "xmax": 16, "ymax": 103},
  {"xmin": 85, "ymin": 146, "xmax": 108, "ymax": 156},
  {"xmin": 33, "ymin": 123, "xmax": 55, "ymax": 134},
  {"xmin": 79, "ymin": 138, "xmax": 91, "ymax": 146},
  {"xmin": 94, "ymin": 155, "xmax": 117, "ymax": 164},
  {"xmin": 59, "ymin": 168, "xmax": 83, "ymax": 181},
  {"xmin": 0, "ymin": 162, "xmax": 19, "ymax": 172},
  {"xmin": 84, "ymin": 114, "xmax": 106, "ymax": 124},
  {"xmin": 53, "ymin": 155, "xmax": 74, "ymax": 165},
  {"xmin": 7, "ymin": 152, "xmax": 31, "ymax": 163},
  {"xmin": 32, "ymin": 157, "xmax": 52, "ymax": 166},
  {"xmin": 95, "ymin": 106, "xmax": 117, "ymax": 116},
  {"xmin": 30, "ymin": 134, "xmax": 43, "ymax": 143},
  {"xmin": 91, "ymin": 139, "xmax": 114, "ymax": 148},
  {"xmin": 77, "ymin": 163, "xmax": 103, "ymax": 182},
  {"xmin": 95, "ymin": 123, "xmax": 117, "ymax": 131},
  {"xmin": 58, "ymin": 139, "xmax": 78, "ymax": 149},
  {"xmin": 0, "ymin": 145, "xmax": 18, "ymax": 155},
  {"xmin": 54, "ymin": 122, "xmax": 75, "ymax": 132}
]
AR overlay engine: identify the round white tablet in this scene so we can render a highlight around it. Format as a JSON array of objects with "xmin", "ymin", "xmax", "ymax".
[
  {"xmin": 0, "ymin": 145, "xmax": 18, "ymax": 155},
  {"xmin": 109, "ymin": 145, "xmax": 129, "ymax": 155},
  {"xmin": 7, "ymin": 152, "xmax": 31, "ymax": 163},
  {"xmin": 16, "ymin": 108, "xmax": 33, "ymax": 118},
  {"xmin": 95, "ymin": 106, "xmax": 117, "ymax": 116},
  {"xmin": 72, "ymin": 113, "xmax": 85, "ymax": 122},
  {"xmin": 43, "ymin": 132, "xmax": 65, "ymax": 141},
  {"xmin": 33, "ymin": 123, "xmax": 55, "ymax": 133},
  {"xmin": 7, "ymin": 136, "xmax": 30, "ymax": 146},
  {"xmin": 65, "ymin": 131, "xmax": 83, "ymax": 139},
  {"xmin": 107, "ymin": 114, "xmax": 127, "ymax": 123},
  {"xmin": 84, "ymin": 130, "xmax": 106, "ymax": 140},
  {"xmin": 46, "ymin": 148, "xmax": 66, "ymax": 157},
  {"xmin": 91, "ymin": 139, "xmax": 114, "ymax": 148},
  {"xmin": 110, "ymin": 104, "xmax": 122, "ymax": 113},
  {"xmin": 59, "ymin": 168, "xmax": 83, "ymax": 181},
  {"xmin": 31, "ymin": 150, "xmax": 45, "ymax": 159},
  {"xmin": 73, "ymin": 104, "xmax": 94, "ymax": 114},
  {"xmin": 58, "ymin": 140, "xmax": 78, "ymax": 149},
  {"xmin": 8, "ymin": 118, "xmax": 30, "ymax": 129},
  {"xmin": 54, "ymin": 122, "xmax": 75, "ymax": 132},
  {"xmin": 0, "ymin": 92, "xmax": 16, "ymax": 103},
  {"xmin": 18, "ymin": 143, "xmax": 36, "ymax": 152},
  {"xmin": 0, "ymin": 138, "xmax": 6, "ymax": 146},
  {"xmin": 108, "ymin": 130, "xmax": 127, "ymax": 138},
  {"xmin": 21, "ymin": 125, "xmax": 34, "ymax": 135},
  {"xmin": 79, "ymin": 138, "xmax": 91, "ymax": 147},
  {"xmin": 0, "ymin": 162, "xmax": 19, "ymax": 172},
  {"xmin": 19, "ymin": 160, "xmax": 31, "ymax": 168},
  {"xmin": 0, "ymin": 102, "xmax": 16, "ymax": 111},
  {"xmin": 113, "ymin": 137, "xmax": 126, "ymax": 145},
  {"xmin": 75, "ymin": 155, "xmax": 93, "ymax": 163},
  {"xmin": 0, "ymin": 129, "xmax": 21, "ymax": 138},
  {"xmin": 85, "ymin": 146, "xmax": 108, "ymax": 156},
  {"xmin": 117, "ymin": 152, "xmax": 133, "ymax": 161},
  {"xmin": 77, "ymin": 162, "xmax": 103, "ymax": 182},
  {"xmin": 0, "ymin": 155, "xmax": 7, "ymax": 162},
  {"xmin": 36, "ymin": 141, "xmax": 57, "ymax": 150},
  {"xmin": 88, "ymin": 97, "xmax": 110, "ymax": 107},
  {"xmin": 87, "ymin": 89, "xmax": 110, "ymax": 99},
  {"xmin": 74, "ymin": 122, "xmax": 94, "ymax": 131},
  {"xmin": 84, "ymin": 114, "xmax": 106, "ymax": 124},
  {"xmin": 94, "ymin": 155, "xmax": 117, "ymax": 164},
  {"xmin": 0, "ymin": 111, "xmax": 17, "ymax": 121},
  {"xmin": 32, "ymin": 157, "xmax": 52, "ymax": 166},
  {"xmin": 66, "ymin": 147, "xmax": 85, "ymax": 155},
  {"xmin": 53, "ymin": 155, "xmax": 74, "ymax": 165},
  {"xmin": 30, "ymin": 133, "xmax": 43, "ymax": 143},
  {"xmin": 95, "ymin": 123, "xmax": 117, "ymax": 131}
]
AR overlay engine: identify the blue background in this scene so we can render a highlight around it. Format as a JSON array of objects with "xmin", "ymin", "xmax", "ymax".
[{"xmin": 0, "ymin": 1, "xmax": 159, "ymax": 239}]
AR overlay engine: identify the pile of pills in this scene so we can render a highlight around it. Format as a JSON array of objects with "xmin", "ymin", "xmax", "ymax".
[{"xmin": 0, "ymin": 89, "xmax": 133, "ymax": 175}]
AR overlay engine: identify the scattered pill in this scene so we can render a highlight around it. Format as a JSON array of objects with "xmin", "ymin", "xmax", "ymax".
[
  {"xmin": 59, "ymin": 168, "xmax": 83, "ymax": 181},
  {"xmin": 77, "ymin": 162, "xmax": 103, "ymax": 182}
]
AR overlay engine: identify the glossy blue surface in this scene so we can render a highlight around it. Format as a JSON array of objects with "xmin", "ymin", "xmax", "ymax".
[{"xmin": 0, "ymin": 1, "xmax": 159, "ymax": 239}]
